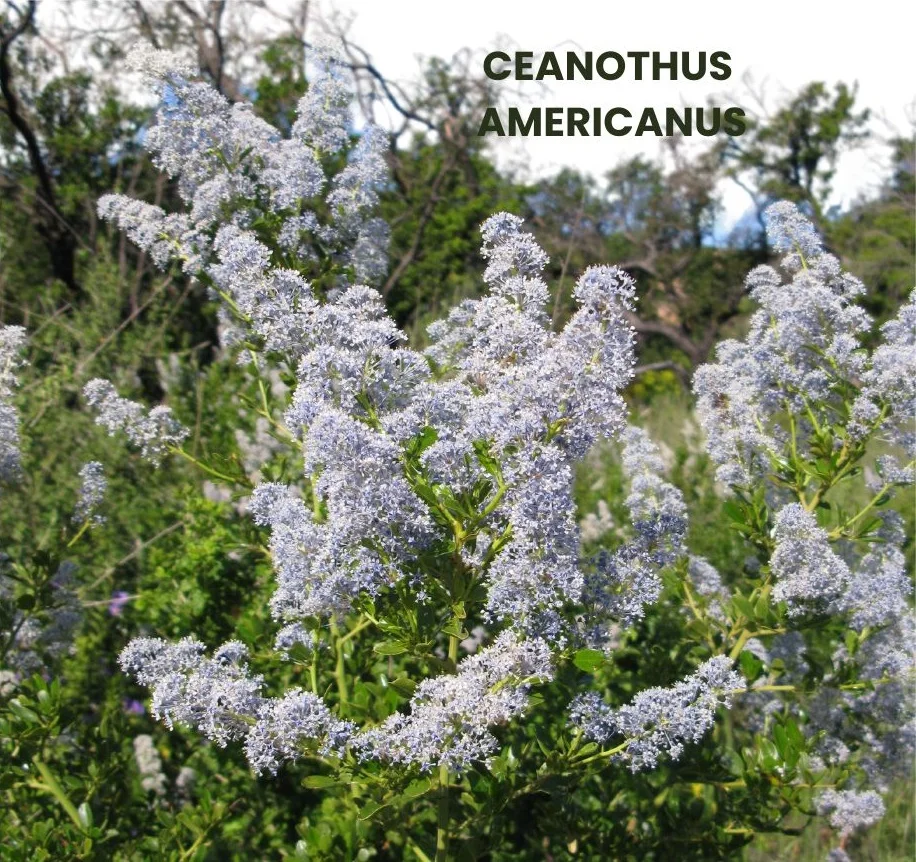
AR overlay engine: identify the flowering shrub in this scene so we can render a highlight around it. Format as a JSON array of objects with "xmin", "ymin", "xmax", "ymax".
[{"xmin": 1, "ymin": 41, "xmax": 912, "ymax": 862}]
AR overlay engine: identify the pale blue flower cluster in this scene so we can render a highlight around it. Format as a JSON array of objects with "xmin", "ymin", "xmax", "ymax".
[
  {"xmin": 120, "ymin": 637, "xmax": 265, "ymax": 746},
  {"xmin": 97, "ymin": 41, "xmax": 391, "ymax": 364},
  {"xmin": 121, "ymin": 630, "xmax": 550, "ymax": 776},
  {"xmin": 581, "ymin": 426, "xmax": 687, "ymax": 637},
  {"xmin": 808, "ymin": 567, "xmax": 915, "ymax": 798},
  {"xmin": 686, "ymin": 555, "xmax": 727, "ymax": 621},
  {"xmin": 245, "ymin": 690, "xmax": 355, "ymax": 775},
  {"xmin": 84, "ymin": 379, "xmax": 189, "ymax": 464},
  {"xmin": 694, "ymin": 201, "xmax": 876, "ymax": 487},
  {"xmin": 769, "ymin": 503, "xmax": 850, "ymax": 615},
  {"xmin": 618, "ymin": 425, "xmax": 687, "ymax": 561},
  {"xmin": 243, "ymin": 214, "xmax": 639, "ymax": 642},
  {"xmin": 1, "ymin": 559, "xmax": 82, "ymax": 675},
  {"xmin": 816, "ymin": 789, "xmax": 886, "ymax": 839},
  {"xmin": 0, "ymin": 325, "xmax": 27, "ymax": 484},
  {"xmin": 73, "ymin": 461, "xmax": 107, "ymax": 526},
  {"xmin": 851, "ymin": 289, "xmax": 916, "ymax": 470},
  {"xmin": 763, "ymin": 200, "xmax": 825, "ymax": 261},
  {"xmin": 569, "ymin": 655, "xmax": 742, "ymax": 771},
  {"xmin": 118, "ymin": 212, "xmax": 645, "ymax": 774},
  {"xmin": 355, "ymin": 633, "xmax": 553, "ymax": 773}
]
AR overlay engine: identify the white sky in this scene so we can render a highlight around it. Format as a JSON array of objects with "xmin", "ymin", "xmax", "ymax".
[
  {"xmin": 329, "ymin": 0, "xmax": 916, "ymax": 232},
  {"xmin": 37, "ymin": 0, "xmax": 916, "ymax": 233}
]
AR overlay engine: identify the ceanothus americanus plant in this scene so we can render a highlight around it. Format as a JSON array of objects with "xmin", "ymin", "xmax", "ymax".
[{"xmin": 84, "ymin": 43, "xmax": 913, "ymax": 860}]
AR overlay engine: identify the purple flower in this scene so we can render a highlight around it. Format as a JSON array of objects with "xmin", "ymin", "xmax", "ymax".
[
  {"xmin": 109, "ymin": 591, "xmax": 131, "ymax": 616},
  {"xmin": 123, "ymin": 698, "xmax": 146, "ymax": 716}
]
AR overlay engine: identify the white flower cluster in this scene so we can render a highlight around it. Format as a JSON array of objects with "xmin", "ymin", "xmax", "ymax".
[{"xmin": 133, "ymin": 734, "xmax": 168, "ymax": 796}]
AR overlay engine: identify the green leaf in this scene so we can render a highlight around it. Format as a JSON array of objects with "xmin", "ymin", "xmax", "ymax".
[
  {"xmin": 471, "ymin": 440, "xmax": 501, "ymax": 478},
  {"xmin": 738, "ymin": 650, "xmax": 764, "ymax": 683},
  {"xmin": 442, "ymin": 618, "xmax": 469, "ymax": 640},
  {"xmin": 811, "ymin": 458, "xmax": 834, "ymax": 480},
  {"xmin": 786, "ymin": 719, "xmax": 805, "ymax": 750},
  {"xmin": 286, "ymin": 643, "xmax": 315, "ymax": 665},
  {"xmin": 722, "ymin": 501, "xmax": 745, "ymax": 524},
  {"xmin": 572, "ymin": 649, "xmax": 605, "ymax": 673},
  {"xmin": 389, "ymin": 677, "xmax": 417, "ymax": 698},
  {"xmin": 77, "ymin": 802, "xmax": 94, "ymax": 830},
  {"xmin": 773, "ymin": 724, "xmax": 788, "ymax": 758},
  {"xmin": 358, "ymin": 800, "xmax": 387, "ymax": 821},
  {"xmin": 759, "ymin": 739, "xmax": 780, "ymax": 771},
  {"xmin": 401, "ymin": 777, "xmax": 433, "ymax": 800},
  {"xmin": 845, "ymin": 630, "xmax": 858, "ymax": 656},
  {"xmin": 731, "ymin": 596, "xmax": 756, "ymax": 620},
  {"xmin": 373, "ymin": 640, "xmax": 409, "ymax": 656},
  {"xmin": 15, "ymin": 593, "xmax": 35, "ymax": 611},
  {"xmin": 8, "ymin": 700, "xmax": 40, "ymax": 724},
  {"xmin": 302, "ymin": 774, "xmax": 340, "ymax": 790}
]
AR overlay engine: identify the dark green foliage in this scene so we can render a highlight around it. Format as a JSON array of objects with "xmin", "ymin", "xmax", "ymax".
[
  {"xmin": 828, "ymin": 137, "xmax": 916, "ymax": 326},
  {"xmin": 381, "ymin": 140, "xmax": 528, "ymax": 330}
]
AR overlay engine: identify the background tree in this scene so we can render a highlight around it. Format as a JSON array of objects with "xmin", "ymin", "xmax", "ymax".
[
  {"xmin": 722, "ymin": 80, "xmax": 871, "ymax": 225},
  {"xmin": 827, "ymin": 135, "xmax": 915, "ymax": 324}
]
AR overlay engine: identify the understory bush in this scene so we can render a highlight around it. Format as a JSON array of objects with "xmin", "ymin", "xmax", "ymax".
[{"xmin": 1, "ymin": 43, "xmax": 913, "ymax": 862}]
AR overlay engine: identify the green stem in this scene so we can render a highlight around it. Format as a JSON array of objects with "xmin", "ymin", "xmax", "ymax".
[
  {"xmin": 682, "ymin": 579, "xmax": 718, "ymax": 651},
  {"xmin": 477, "ymin": 481, "xmax": 507, "ymax": 522},
  {"xmin": 309, "ymin": 648, "xmax": 319, "ymax": 696},
  {"xmin": 409, "ymin": 839, "xmax": 434, "ymax": 862},
  {"xmin": 570, "ymin": 739, "xmax": 630, "ymax": 768},
  {"xmin": 435, "ymin": 762, "xmax": 450, "ymax": 862},
  {"xmin": 331, "ymin": 619, "xmax": 349, "ymax": 717},
  {"xmin": 215, "ymin": 288, "xmax": 250, "ymax": 323},
  {"xmin": 169, "ymin": 446, "xmax": 248, "ymax": 487},
  {"xmin": 336, "ymin": 617, "xmax": 373, "ymax": 646},
  {"xmin": 66, "ymin": 521, "xmax": 90, "ymax": 548},
  {"xmin": 31, "ymin": 759, "xmax": 85, "ymax": 831},
  {"xmin": 0, "ymin": 615, "xmax": 28, "ymax": 665},
  {"xmin": 310, "ymin": 473, "xmax": 323, "ymax": 521},
  {"xmin": 435, "ymin": 634, "xmax": 460, "ymax": 862},
  {"xmin": 829, "ymin": 464, "xmax": 913, "ymax": 539},
  {"xmin": 728, "ymin": 629, "xmax": 753, "ymax": 661}
]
